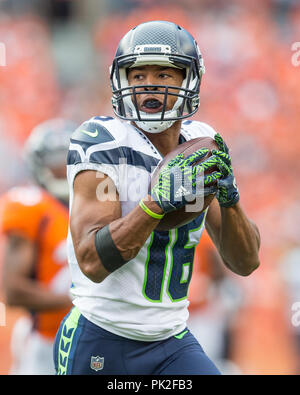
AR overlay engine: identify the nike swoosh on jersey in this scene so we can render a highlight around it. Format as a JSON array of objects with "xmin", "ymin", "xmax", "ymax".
[
  {"xmin": 81, "ymin": 129, "xmax": 99, "ymax": 138},
  {"xmin": 174, "ymin": 330, "xmax": 189, "ymax": 339}
]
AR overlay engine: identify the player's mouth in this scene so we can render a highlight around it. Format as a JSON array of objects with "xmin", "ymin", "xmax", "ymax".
[{"xmin": 140, "ymin": 98, "xmax": 163, "ymax": 113}]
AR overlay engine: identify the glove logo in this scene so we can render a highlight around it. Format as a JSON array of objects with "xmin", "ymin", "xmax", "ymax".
[{"xmin": 174, "ymin": 185, "xmax": 190, "ymax": 199}]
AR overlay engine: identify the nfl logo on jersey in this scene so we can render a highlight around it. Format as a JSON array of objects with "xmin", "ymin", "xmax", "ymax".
[{"xmin": 90, "ymin": 356, "xmax": 104, "ymax": 371}]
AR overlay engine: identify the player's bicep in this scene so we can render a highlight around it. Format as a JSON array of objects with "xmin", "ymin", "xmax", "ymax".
[
  {"xmin": 3, "ymin": 234, "xmax": 36, "ymax": 275},
  {"xmin": 2, "ymin": 234, "xmax": 37, "ymax": 301},
  {"xmin": 70, "ymin": 170, "xmax": 121, "ymax": 281},
  {"xmin": 70, "ymin": 170, "xmax": 121, "ymax": 237}
]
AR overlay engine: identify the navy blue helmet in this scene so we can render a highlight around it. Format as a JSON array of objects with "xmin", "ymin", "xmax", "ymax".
[{"xmin": 110, "ymin": 21, "xmax": 205, "ymax": 133}]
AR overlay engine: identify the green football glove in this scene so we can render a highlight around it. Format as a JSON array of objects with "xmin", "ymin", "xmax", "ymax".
[
  {"xmin": 150, "ymin": 149, "xmax": 222, "ymax": 213},
  {"xmin": 212, "ymin": 133, "xmax": 240, "ymax": 208}
]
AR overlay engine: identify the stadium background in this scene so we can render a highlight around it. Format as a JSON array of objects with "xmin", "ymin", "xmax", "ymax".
[{"xmin": 0, "ymin": 0, "xmax": 299, "ymax": 374}]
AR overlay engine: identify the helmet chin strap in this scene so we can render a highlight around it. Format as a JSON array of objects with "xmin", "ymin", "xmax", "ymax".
[{"xmin": 135, "ymin": 117, "xmax": 176, "ymax": 134}]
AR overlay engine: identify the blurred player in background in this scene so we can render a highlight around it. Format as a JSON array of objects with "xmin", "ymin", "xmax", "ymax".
[{"xmin": 0, "ymin": 119, "xmax": 75, "ymax": 375}]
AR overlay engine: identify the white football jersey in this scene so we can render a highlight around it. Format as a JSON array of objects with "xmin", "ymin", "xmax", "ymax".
[{"xmin": 67, "ymin": 116, "xmax": 217, "ymax": 341}]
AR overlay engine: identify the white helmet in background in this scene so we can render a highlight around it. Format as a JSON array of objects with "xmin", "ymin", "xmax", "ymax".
[{"xmin": 23, "ymin": 118, "xmax": 76, "ymax": 202}]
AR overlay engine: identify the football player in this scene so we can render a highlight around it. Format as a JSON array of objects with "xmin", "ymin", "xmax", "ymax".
[
  {"xmin": 54, "ymin": 21, "xmax": 260, "ymax": 375},
  {"xmin": 1, "ymin": 118, "xmax": 75, "ymax": 374}
]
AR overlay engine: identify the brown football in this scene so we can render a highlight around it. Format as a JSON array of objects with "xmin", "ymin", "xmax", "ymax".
[{"xmin": 151, "ymin": 136, "xmax": 219, "ymax": 231}]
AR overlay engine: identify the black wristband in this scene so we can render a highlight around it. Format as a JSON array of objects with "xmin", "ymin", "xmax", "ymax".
[{"xmin": 94, "ymin": 225, "xmax": 127, "ymax": 273}]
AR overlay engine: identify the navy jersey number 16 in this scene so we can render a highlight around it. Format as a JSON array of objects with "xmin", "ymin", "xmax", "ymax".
[{"xmin": 143, "ymin": 212, "xmax": 205, "ymax": 302}]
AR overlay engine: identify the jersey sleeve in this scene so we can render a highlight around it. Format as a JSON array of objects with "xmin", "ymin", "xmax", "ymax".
[
  {"xmin": 182, "ymin": 120, "xmax": 218, "ymax": 139},
  {"xmin": 0, "ymin": 187, "xmax": 43, "ymax": 241},
  {"xmin": 67, "ymin": 116, "xmax": 123, "ymax": 192}
]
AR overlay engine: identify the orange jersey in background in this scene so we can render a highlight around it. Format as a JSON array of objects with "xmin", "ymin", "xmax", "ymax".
[
  {"xmin": 0, "ymin": 185, "xmax": 70, "ymax": 340},
  {"xmin": 188, "ymin": 230, "xmax": 217, "ymax": 312}
]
